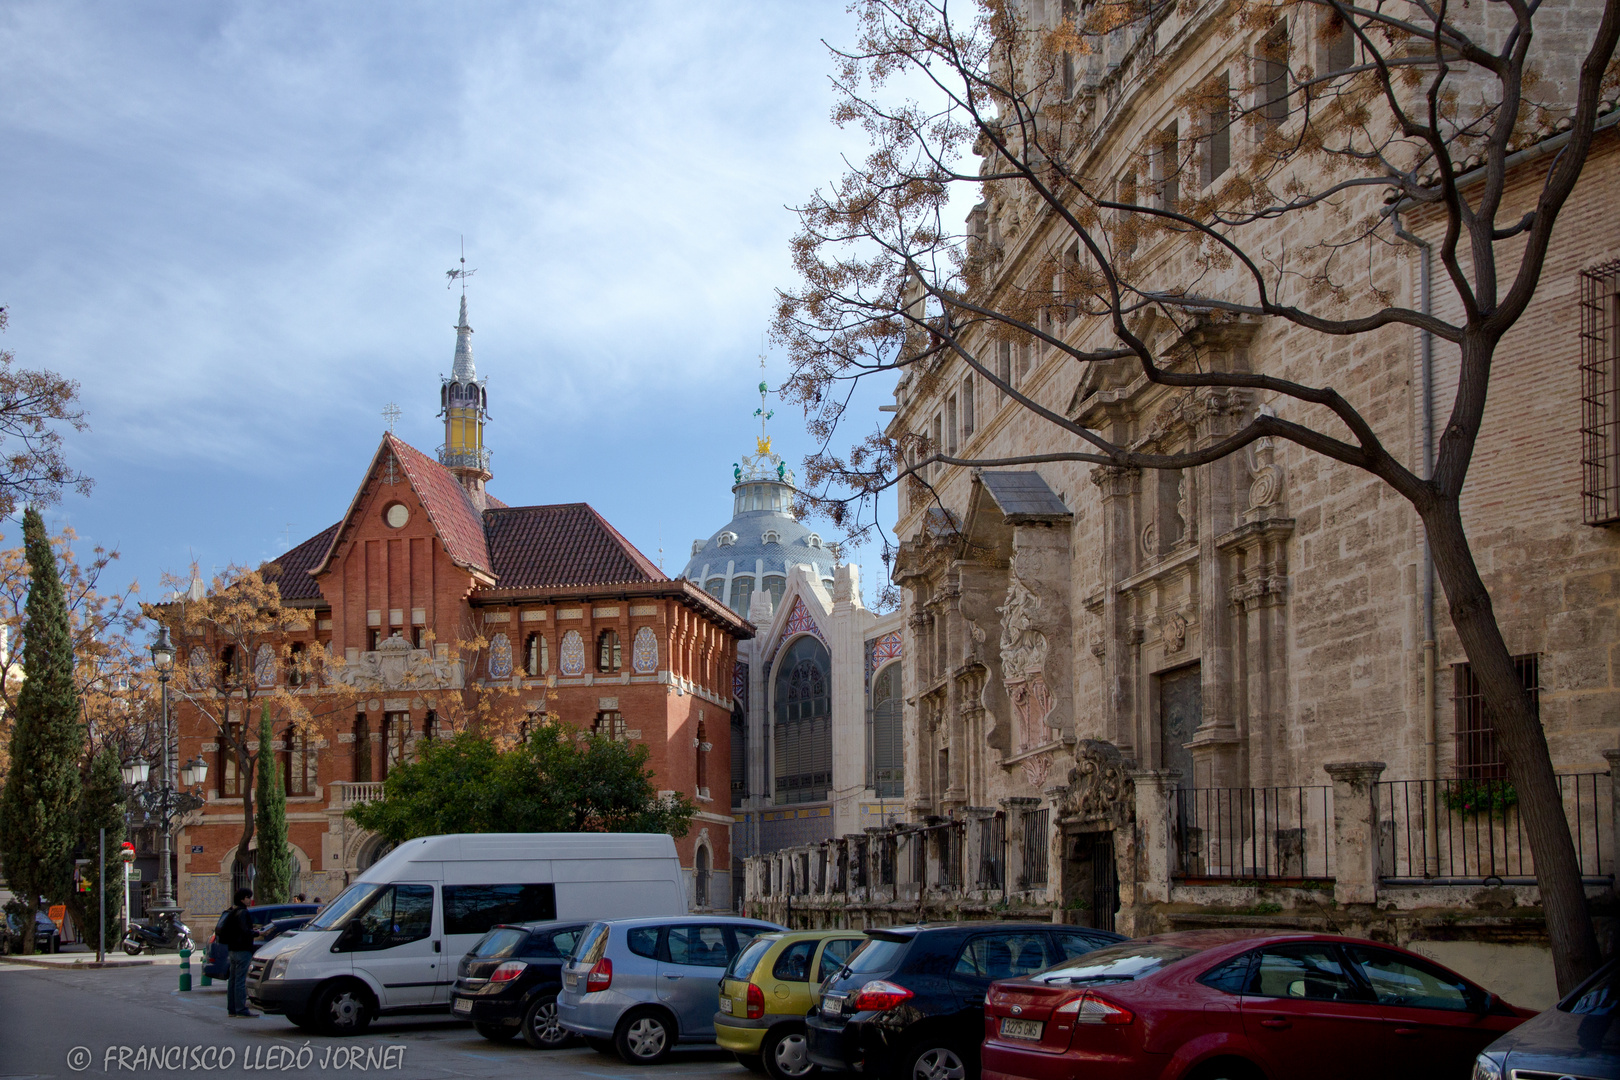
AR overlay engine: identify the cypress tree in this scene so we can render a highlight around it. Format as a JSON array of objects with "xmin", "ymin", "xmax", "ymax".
[
  {"xmin": 0, "ymin": 508, "xmax": 83, "ymax": 953},
  {"xmin": 253, "ymin": 705, "xmax": 290, "ymax": 904},
  {"xmin": 67, "ymin": 745, "xmax": 126, "ymax": 949}
]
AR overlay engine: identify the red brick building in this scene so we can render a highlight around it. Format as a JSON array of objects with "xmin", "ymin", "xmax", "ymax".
[{"xmin": 172, "ymin": 297, "xmax": 749, "ymax": 917}]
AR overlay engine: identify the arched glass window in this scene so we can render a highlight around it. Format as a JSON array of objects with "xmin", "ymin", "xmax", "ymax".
[
  {"xmin": 729, "ymin": 575, "xmax": 755, "ymax": 615},
  {"xmin": 597, "ymin": 630, "xmax": 622, "ymax": 672},
  {"xmin": 871, "ymin": 663, "xmax": 904, "ymax": 797},
  {"xmin": 774, "ymin": 635, "xmax": 832, "ymax": 804},
  {"xmin": 525, "ymin": 633, "xmax": 547, "ymax": 676},
  {"xmin": 762, "ymin": 575, "xmax": 787, "ymax": 610},
  {"xmin": 695, "ymin": 845, "xmax": 711, "ymax": 908},
  {"xmin": 705, "ymin": 577, "xmax": 726, "ymax": 598}
]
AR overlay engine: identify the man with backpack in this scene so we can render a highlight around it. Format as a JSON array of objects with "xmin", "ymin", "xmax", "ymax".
[{"xmin": 217, "ymin": 889, "xmax": 257, "ymax": 1018}]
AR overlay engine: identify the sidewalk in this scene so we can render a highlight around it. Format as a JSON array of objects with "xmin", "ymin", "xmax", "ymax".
[{"xmin": 0, "ymin": 943, "xmax": 186, "ymax": 969}]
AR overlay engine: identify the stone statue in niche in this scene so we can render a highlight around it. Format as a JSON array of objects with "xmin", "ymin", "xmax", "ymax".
[
  {"xmin": 1176, "ymin": 471, "xmax": 1193, "ymax": 542},
  {"xmin": 998, "ymin": 562, "xmax": 1054, "ymax": 785}
]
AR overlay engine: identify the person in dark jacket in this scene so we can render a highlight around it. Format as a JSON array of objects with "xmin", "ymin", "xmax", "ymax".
[{"xmin": 218, "ymin": 889, "xmax": 257, "ymax": 1018}]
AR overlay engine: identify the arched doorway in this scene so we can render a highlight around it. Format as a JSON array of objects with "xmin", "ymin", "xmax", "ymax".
[
  {"xmin": 694, "ymin": 845, "xmax": 711, "ymax": 909},
  {"xmin": 774, "ymin": 635, "xmax": 832, "ymax": 803}
]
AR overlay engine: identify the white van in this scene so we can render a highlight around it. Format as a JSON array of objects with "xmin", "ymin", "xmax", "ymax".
[{"xmin": 246, "ymin": 833, "xmax": 686, "ymax": 1034}]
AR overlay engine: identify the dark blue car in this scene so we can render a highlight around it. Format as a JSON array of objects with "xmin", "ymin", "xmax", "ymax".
[
  {"xmin": 202, "ymin": 904, "xmax": 319, "ymax": 978},
  {"xmin": 1474, "ymin": 957, "xmax": 1620, "ymax": 1080}
]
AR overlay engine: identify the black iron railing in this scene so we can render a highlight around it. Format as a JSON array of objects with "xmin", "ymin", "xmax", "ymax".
[
  {"xmin": 1378, "ymin": 774, "xmax": 1612, "ymax": 884},
  {"xmin": 1172, "ymin": 785, "xmax": 1334, "ymax": 880}
]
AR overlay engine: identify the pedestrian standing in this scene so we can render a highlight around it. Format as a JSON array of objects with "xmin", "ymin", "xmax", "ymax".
[{"xmin": 218, "ymin": 888, "xmax": 258, "ymax": 1018}]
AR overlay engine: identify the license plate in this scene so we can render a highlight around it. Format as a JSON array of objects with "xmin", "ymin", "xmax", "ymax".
[
  {"xmin": 564, "ymin": 973, "xmax": 577, "ymax": 990},
  {"xmin": 453, "ymin": 998, "xmax": 473, "ymax": 1015},
  {"xmin": 1000, "ymin": 1018, "xmax": 1044, "ymax": 1041},
  {"xmin": 821, "ymin": 994, "xmax": 845, "ymax": 1019},
  {"xmin": 720, "ymin": 996, "xmax": 733, "ymax": 1015}
]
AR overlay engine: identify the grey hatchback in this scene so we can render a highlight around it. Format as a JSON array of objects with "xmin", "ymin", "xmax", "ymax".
[{"xmin": 556, "ymin": 915, "xmax": 783, "ymax": 1065}]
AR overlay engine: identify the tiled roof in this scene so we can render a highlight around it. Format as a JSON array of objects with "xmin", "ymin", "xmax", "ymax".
[
  {"xmin": 262, "ymin": 523, "xmax": 339, "ymax": 602},
  {"xmin": 387, "ymin": 435, "xmax": 493, "ymax": 575},
  {"xmin": 482, "ymin": 503, "xmax": 665, "ymax": 590}
]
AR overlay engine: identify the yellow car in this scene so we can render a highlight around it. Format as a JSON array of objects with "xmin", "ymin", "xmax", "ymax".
[{"xmin": 716, "ymin": 929, "xmax": 867, "ymax": 1079}]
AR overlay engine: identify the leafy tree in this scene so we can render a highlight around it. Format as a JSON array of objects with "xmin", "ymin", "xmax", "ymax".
[
  {"xmin": 777, "ymin": 0, "xmax": 1620, "ymax": 990},
  {"xmin": 253, "ymin": 706, "xmax": 292, "ymax": 904},
  {"xmin": 0, "ymin": 508, "xmax": 84, "ymax": 951},
  {"xmin": 66, "ymin": 745, "xmax": 126, "ymax": 950},
  {"xmin": 348, "ymin": 723, "xmax": 695, "ymax": 844}
]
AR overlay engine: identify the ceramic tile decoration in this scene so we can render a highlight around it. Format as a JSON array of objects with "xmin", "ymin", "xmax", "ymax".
[
  {"xmin": 632, "ymin": 626, "xmax": 659, "ymax": 674},
  {"xmin": 559, "ymin": 629, "xmax": 586, "ymax": 676},
  {"xmin": 487, "ymin": 632, "xmax": 512, "ymax": 679},
  {"xmin": 255, "ymin": 644, "xmax": 278, "ymax": 687},
  {"xmin": 733, "ymin": 660, "xmax": 749, "ymax": 707},
  {"xmin": 784, "ymin": 595, "xmax": 824, "ymax": 643}
]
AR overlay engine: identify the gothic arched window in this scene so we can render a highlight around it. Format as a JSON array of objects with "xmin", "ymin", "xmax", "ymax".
[
  {"xmin": 773, "ymin": 635, "xmax": 832, "ymax": 804},
  {"xmin": 597, "ymin": 630, "xmax": 622, "ymax": 673},
  {"xmin": 871, "ymin": 663, "xmax": 904, "ymax": 797}
]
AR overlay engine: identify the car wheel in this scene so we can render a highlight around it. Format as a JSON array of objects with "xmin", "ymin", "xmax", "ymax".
[
  {"xmin": 763, "ymin": 1024, "xmax": 818, "ymax": 1080},
  {"xmin": 585, "ymin": 1036, "xmax": 618, "ymax": 1056},
  {"xmin": 312, "ymin": 982, "xmax": 373, "ymax": 1036},
  {"xmin": 899, "ymin": 1041, "xmax": 972, "ymax": 1080},
  {"xmin": 614, "ymin": 1007, "xmax": 675, "ymax": 1066},
  {"xmin": 734, "ymin": 1052, "xmax": 767, "ymax": 1074},
  {"xmin": 521, "ymin": 992, "xmax": 570, "ymax": 1050},
  {"xmin": 475, "ymin": 1022, "xmax": 518, "ymax": 1042}
]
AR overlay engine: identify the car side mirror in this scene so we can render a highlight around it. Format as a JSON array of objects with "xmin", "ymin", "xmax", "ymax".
[{"xmin": 1477, "ymin": 990, "xmax": 1497, "ymax": 1014}]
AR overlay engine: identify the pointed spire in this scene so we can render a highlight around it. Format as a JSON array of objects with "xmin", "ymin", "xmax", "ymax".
[{"xmin": 451, "ymin": 294, "xmax": 476, "ymax": 383}]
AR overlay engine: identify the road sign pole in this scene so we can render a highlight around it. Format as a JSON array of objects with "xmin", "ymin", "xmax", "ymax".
[{"xmin": 98, "ymin": 827, "xmax": 105, "ymax": 964}]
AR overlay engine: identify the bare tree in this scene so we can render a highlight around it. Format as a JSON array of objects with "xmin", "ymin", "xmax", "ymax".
[
  {"xmin": 775, "ymin": 0, "xmax": 1620, "ymax": 990},
  {"xmin": 0, "ymin": 307, "xmax": 91, "ymax": 517}
]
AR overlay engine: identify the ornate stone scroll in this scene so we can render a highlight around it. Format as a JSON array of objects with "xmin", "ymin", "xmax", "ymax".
[
  {"xmin": 333, "ymin": 634, "xmax": 462, "ymax": 691},
  {"xmin": 998, "ymin": 561, "xmax": 1055, "ymax": 784}
]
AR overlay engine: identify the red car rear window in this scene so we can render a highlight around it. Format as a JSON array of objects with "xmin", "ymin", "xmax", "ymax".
[{"xmin": 1032, "ymin": 942, "xmax": 1201, "ymax": 984}]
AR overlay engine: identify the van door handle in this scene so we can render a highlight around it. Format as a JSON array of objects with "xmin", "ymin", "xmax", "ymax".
[
  {"xmin": 434, "ymin": 941, "xmax": 441, "ymax": 953},
  {"xmin": 1259, "ymin": 1018, "xmax": 1292, "ymax": 1029},
  {"xmin": 663, "ymin": 974, "xmax": 683, "ymax": 980}
]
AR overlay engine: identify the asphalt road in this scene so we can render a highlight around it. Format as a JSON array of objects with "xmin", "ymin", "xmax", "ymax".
[{"xmin": 0, "ymin": 961, "xmax": 751, "ymax": 1079}]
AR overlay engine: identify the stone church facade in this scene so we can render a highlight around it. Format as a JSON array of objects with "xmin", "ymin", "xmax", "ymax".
[
  {"xmin": 746, "ymin": 1, "xmax": 1620, "ymax": 1006},
  {"xmin": 171, "ymin": 296, "xmax": 749, "ymax": 918}
]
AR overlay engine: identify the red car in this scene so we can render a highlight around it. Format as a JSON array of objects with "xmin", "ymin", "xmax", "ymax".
[{"xmin": 982, "ymin": 929, "xmax": 1534, "ymax": 1080}]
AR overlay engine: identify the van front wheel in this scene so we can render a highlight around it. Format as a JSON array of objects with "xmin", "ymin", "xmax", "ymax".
[
  {"xmin": 614, "ymin": 1008, "xmax": 674, "ymax": 1066},
  {"xmin": 313, "ymin": 982, "xmax": 373, "ymax": 1036}
]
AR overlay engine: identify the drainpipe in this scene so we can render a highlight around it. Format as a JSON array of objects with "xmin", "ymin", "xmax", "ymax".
[{"xmin": 1394, "ymin": 211, "xmax": 1440, "ymax": 875}]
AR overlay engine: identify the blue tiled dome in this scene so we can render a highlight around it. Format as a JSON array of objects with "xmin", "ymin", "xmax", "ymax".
[{"xmin": 683, "ymin": 477, "xmax": 836, "ymax": 614}]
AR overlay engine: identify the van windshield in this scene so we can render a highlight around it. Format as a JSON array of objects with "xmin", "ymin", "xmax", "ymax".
[{"xmin": 304, "ymin": 883, "xmax": 384, "ymax": 932}]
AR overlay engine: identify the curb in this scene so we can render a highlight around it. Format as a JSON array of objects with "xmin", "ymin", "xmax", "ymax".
[{"xmin": 0, "ymin": 954, "xmax": 154, "ymax": 969}]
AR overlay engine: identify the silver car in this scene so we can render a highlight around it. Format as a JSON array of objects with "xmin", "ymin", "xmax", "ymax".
[{"xmin": 556, "ymin": 915, "xmax": 783, "ymax": 1065}]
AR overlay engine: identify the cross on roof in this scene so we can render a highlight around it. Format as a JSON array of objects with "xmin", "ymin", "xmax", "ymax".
[{"xmin": 382, "ymin": 402, "xmax": 401, "ymax": 432}]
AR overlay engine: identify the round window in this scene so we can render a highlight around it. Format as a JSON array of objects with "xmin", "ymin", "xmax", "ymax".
[{"xmin": 385, "ymin": 504, "xmax": 409, "ymax": 529}]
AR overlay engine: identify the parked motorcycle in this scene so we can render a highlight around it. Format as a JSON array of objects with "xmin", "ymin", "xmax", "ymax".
[{"xmin": 121, "ymin": 913, "xmax": 193, "ymax": 955}]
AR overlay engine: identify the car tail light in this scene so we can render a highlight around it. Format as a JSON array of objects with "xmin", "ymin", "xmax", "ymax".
[
  {"xmin": 490, "ymin": 961, "xmax": 527, "ymax": 983},
  {"xmin": 586, "ymin": 957, "xmax": 613, "ymax": 992},
  {"xmin": 852, "ymin": 980, "xmax": 913, "ymax": 1012},
  {"xmin": 1054, "ymin": 991, "xmax": 1134, "ymax": 1026},
  {"xmin": 746, "ymin": 982, "xmax": 765, "ymax": 1020}
]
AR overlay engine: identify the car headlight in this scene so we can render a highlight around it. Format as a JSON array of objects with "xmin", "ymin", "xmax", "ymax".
[
  {"xmin": 1471, "ymin": 1052, "xmax": 1504, "ymax": 1080},
  {"xmin": 267, "ymin": 958, "xmax": 286, "ymax": 981}
]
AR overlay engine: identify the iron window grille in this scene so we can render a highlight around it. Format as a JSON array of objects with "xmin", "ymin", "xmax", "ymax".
[
  {"xmin": 1021, "ymin": 808, "xmax": 1050, "ymax": 887},
  {"xmin": 1581, "ymin": 260, "xmax": 1620, "ymax": 524},
  {"xmin": 1453, "ymin": 654, "xmax": 1540, "ymax": 781}
]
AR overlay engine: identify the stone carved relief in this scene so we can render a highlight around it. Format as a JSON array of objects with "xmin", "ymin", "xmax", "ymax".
[
  {"xmin": 1059, "ymin": 739, "xmax": 1132, "ymax": 826},
  {"xmin": 1246, "ymin": 437, "xmax": 1285, "ymax": 510},
  {"xmin": 998, "ymin": 562, "xmax": 1055, "ymax": 785},
  {"xmin": 1162, "ymin": 612, "xmax": 1188, "ymax": 652},
  {"xmin": 1139, "ymin": 521, "xmax": 1157, "ymax": 559},
  {"xmin": 333, "ymin": 634, "xmax": 463, "ymax": 691}
]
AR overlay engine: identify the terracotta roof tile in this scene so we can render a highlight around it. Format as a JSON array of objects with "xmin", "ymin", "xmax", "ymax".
[
  {"xmin": 263, "ymin": 523, "xmax": 340, "ymax": 602},
  {"xmin": 387, "ymin": 434, "xmax": 493, "ymax": 575},
  {"xmin": 481, "ymin": 503, "xmax": 665, "ymax": 590}
]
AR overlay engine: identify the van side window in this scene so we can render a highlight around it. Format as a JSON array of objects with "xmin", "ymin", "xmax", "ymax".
[
  {"xmin": 347, "ymin": 885, "xmax": 433, "ymax": 951},
  {"xmin": 442, "ymin": 884, "xmax": 557, "ymax": 936}
]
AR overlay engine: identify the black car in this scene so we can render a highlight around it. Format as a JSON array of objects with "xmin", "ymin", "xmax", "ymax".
[
  {"xmin": 807, "ymin": 922, "xmax": 1126, "ymax": 1080},
  {"xmin": 451, "ymin": 920, "xmax": 589, "ymax": 1049},
  {"xmin": 1474, "ymin": 956, "xmax": 1620, "ymax": 1080},
  {"xmin": 2, "ymin": 911, "xmax": 60, "ymax": 954},
  {"xmin": 202, "ymin": 903, "xmax": 320, "ymax": 979}
]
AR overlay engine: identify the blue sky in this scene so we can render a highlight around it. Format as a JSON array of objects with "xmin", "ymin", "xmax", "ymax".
[{"xmin": 0, "ymin": 1, "xmax": 903, "ymax": 610}]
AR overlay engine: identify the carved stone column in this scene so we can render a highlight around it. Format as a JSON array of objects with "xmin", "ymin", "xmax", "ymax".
[{"xmin": 1090, "ymin": 465, "xmax": 1141, "ymax": 757}]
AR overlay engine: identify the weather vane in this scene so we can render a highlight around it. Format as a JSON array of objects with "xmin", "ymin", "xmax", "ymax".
[
  {"xmin": 382, "ymin": 402, "xmax": 401, "ymax": 432},
  {"xmin": 446, "ymin": 235, "xmax": 476, "ymax": 292},
  {"xmin": 752, "ymin": 352, "xmax": 774, "ymax": 457}
]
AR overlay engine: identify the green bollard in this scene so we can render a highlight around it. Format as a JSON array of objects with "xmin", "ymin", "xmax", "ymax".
[
  {"xmin": 200, "ymin": 957, "xmax": 212, "ymax": 987},
  {"xmin": 179, "ymin": 946, "xmax": 192, "ymax": 992}
]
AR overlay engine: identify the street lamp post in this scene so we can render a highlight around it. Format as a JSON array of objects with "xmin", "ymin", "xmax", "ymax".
[{"xmin": 149, "ymin": 626, "xmax": 177, "ymax": 912}]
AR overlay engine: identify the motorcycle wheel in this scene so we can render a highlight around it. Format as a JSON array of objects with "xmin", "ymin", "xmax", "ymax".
[
  {"xmin": 122, "ymin": 938, "xmax": 143, "ymax": 956},
  {"xmin": 178, "ymin": 933, "xmax": 194, "ymax": 951}
]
